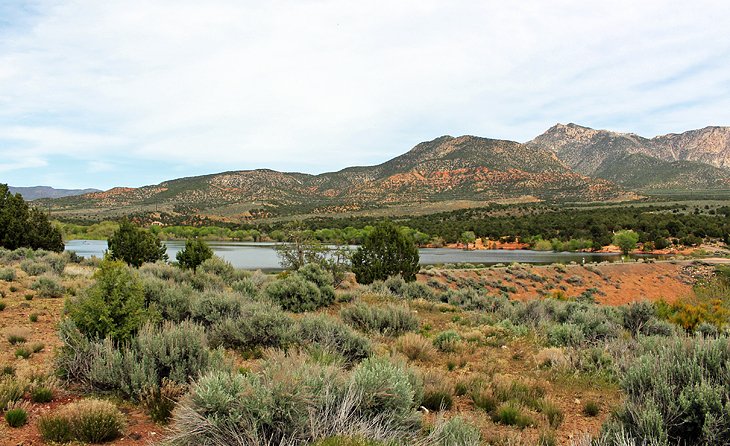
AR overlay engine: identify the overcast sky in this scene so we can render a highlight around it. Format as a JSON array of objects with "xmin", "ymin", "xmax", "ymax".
[{"xmin": 1, "ymin": 1, "xmax": 729, "ymax": 189}]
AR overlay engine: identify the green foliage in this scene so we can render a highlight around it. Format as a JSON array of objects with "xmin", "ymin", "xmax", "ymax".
[
  {"xmin": 14, "ymin": 347, "xmax": 31, "ymax": 359},
  {"xmin": 57, "ymin": 319, "xmax": 220, "ymax": 399},
  {"xmin": 351, "ymin": 357, "xmax": 422, "ymax": 421},
  {"xmin": 5, "ymin": 407, "xmax": 28, "ymax": 427},
  {"xmin": 583, "ymin": 400, "xmax": 600, "ymax": 417},
  {"xmin": 340, "ymin": 303, "xmax": 419, "ymax": 336},
  {"xmin": 351, "ymin": 221, "xmax": 420, "ymax": 284},
  {"xmin": 20, "ymin": 259, "xmax": 49, "ymax": 276},
  {"xmin": 433, "ymin": 416, "xmax": 482, "ymax": 446},
  {"xmin": 175, "ymin": 238, "xmax": 213, "ymax": 272},
  {"xmin": 605, "ymin": 336, "xmax": 730, "ymax": 445},
  {"xmin": 492, "ymin": 402, "xmax": 534, "ymax": 428},
  {"xmin": 38, "ymin": 414, "xmax": 73, "ymax": 443},
  {"xmin": 0, "ymin": 267, "xmax": 15, "ymax": 281},
  {"xmin": 613, "ymin": 229, "xmax": 639, "ymax": 255},
  {"xmin": 265, "ymin": 272, "xmax": 333, "ymax": 312},
  {"xmin": 0, "ymin": 184, "xmax": 64, "ymax": 252},
  {"xmin": 297, "ymin": 314, "xmax": 372, "ymax": 364},
  {"xmin": 31, "ymin": 386, "xmax": 53, "ymax": 403},
  {"xmin": 66, "ymin": 259, "xmax": 147, "ymax": 341},
  {"xmin": 433, "ymin": 330, "xmax": 462, "ymax": 352},
  {"xmin": 139, "ymin": 378, "xmax": 186, "ymax": 424},
  {"xmin": 208, "ymin": 301, "xmax": 295, "ymax": 351},
  {"xmin": 108, "ymin": 219, "xmax": 168, "ymax": 267},
  {"xmin": 31, "ymin": 275, "xmax": 64, "ymax": 298},
  {"xmin": 62, "ymin": 399, "xmax": 126, "ymax": 443}
]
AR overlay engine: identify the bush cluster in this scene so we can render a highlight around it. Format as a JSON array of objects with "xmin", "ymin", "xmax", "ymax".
[{"xmin": 340, "ymin": 303, "xmax": 419, "ymax": 336}]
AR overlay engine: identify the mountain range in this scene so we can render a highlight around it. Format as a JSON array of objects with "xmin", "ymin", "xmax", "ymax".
[
  {"xmin": 8, "ymin": 186, "xmax": 100, "ymax": 201},
  {"xmin": 38, "ymin": 124, "xmax": 730, "ymax": 223}
]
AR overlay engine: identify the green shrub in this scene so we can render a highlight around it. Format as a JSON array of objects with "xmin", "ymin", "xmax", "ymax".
[
  {"xmin": 622, "ymin": 301, "xmax": 656, "ymax": 335},
  {"xmin": 231, "ymin": 277, "xmax": 258, "ymax": 298},
  {"xmin": 340, "ymin": 303, "xmax": 419, "ymax": 336},
  {"xmin": 176, "ymin": 238, "xmax": 213, "ymax": 272},
  {"xmin": 546, "ymin": 323, "xmax": 585, "ymax": 347},
  {"xmin": 198, "ymin": 255, "xmax": 236, "ymax": 281},
  {"xmin": 31, "ymin": 386, "xmax": 53, "ymax": 403},
  {"xmin": 403, "ymin": 281, "xmax": 436, "ymax": 300},
  {"xmin": 492, "ymin": 402, "xmax": 533, "ymax": 428},
  {"xmin": 583, "ymin": 400, "xmax": 600, "ymax": 417},
  {"xmin": 66, "ymin": 259, "xmax": 148, "ymax": 341},
  {"xmin": 14, "ymin": 347, "xmax": 31, "ymax": 359},
  {"xmin": 140, "ymin": 378, "xmax": 186, "ymax": 424},
  {"xmin": 0, "ymin": 301, "xmax": 5, "ymax": 311},
  {"xmin": 58, "ymin": 319, "xmax": 221, "ymax": 399},
  {"xmin": 208, "ymin": 301, "xmax": 295, "ymax": 351},
  {"xmin": 351, "ymin": 221, "xmax": 420, "ymax": 284},
  {"xmin": 24, "ymin": 293, "xmax": 33, "ymax": 300},
  {"xmin": 605, "ymin": 336, "xmax": 730, "ymax": 445},
  {"xmin": 64, "ymin": 399, "xmax": 126, "ymax": 443},
  {"xmin": 538, "ymin": 399, "xmax": 564, "ymax": 428},
  {"xmin": 31, "ymin": 275, "xmax": 64, "ymax": 298},
  {"xmin": 20, "ymin": 259, "xmax": 49, "ymax": 276},
  {"xmin": 431, "ymin": 416, "xmax": 481, "ymax": 446},
  {"xmin": 433, "ymin": 330, "xmax": 462, "ymax": 353},
  {"xmin": 5, "ymin": 407, "xmax": 28, "ymax": 427},
  {"xmin": 6, "ymin": 327, "xmax": 28, "ymax": 344},
  {"xmin": 38, "ymin": 414, "xmax": 73, "ymax": 442},
  {"xmin": 351, "ymin": 357, "xmax": 422, "ymax": 421},
  {"xmin": 0, "ymin": 268, "xmax": 15, "ymax": 281},
  {"xmin": 29, "ymin": 312, "xmax": 38, "ymax": 322},
  {"xmin": 297, "ymin": 314, "xmax": 372, "ymax": 364},
  {"xmin": 45, "ymin": 253, "xmax": 67, "ymax": 275},
  {"xmin": 265, "ymin": 274, "xmax": 327, "ymax": 312},
  {"xmin": 189, "ymin": 291, "xmax": 244, "ymax": 326}
]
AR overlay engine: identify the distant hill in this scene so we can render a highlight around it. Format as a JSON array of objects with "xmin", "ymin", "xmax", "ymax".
[
  {"xmin": 41, "ymin": 135, "xmax": 631, "ymax": 223},
  {"xmin": 527, "ymin": 123, "xmax": 730, "ymax": 190},
  {"xmin": 8, "ymin": 186, "xmax": 100, "ymax": 201}
]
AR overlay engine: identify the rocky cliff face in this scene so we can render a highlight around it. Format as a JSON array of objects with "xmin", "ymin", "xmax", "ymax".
[{"xmin": 528, "ymin": 123, "xmax": 730, "ymax": 190}]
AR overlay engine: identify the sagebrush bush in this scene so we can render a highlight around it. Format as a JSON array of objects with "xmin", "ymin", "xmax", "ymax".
[
  {"xmin": 395, "ymin": 333, "xmax": 436, "ymax": 361},
  {"xmin": 604, "ymin": 336, "xmax": 730, "ymax": 445},
  {"xmin": 189, "ymin": 291, "xmax": 245, "ymax": 326},
  {"xmin": 208, "ymin": 301, "xmax": 295, "ymax": 351},
  {"xmin": 297, "ymin": 314, "xmax": 372, "ymax": 364},
  {"xmin": 45, "ymin": 253, "xmax": 68, "ymax": 275},
  {"xmin": 66, "ymin": 259, "xmax": 148, "ymax": 341},
  {"xmin": 546, "ymin": 323, "xmax": 585, "ymax": 347},
  {"xmin": 403, "ymin": 281, "xmax": 436, "ymax": 300},
  {"xmin": 430, "ymin": 416, "xmax": 482, "ymax": 446},
  {"xmin": 266, "ymin": 274, "xmax": 327, "ymax": 312},
  {"xmin": 231, "ymin": 277, "xmax": 258, "ymax": 298},
  {"xmin": 0, "ymin": 267, "xmax": 15, "ymax": 281},
  {"xmin": 433, "ymin": 330, "xmax": 462, "ymax": 353},
  {"xmin": 622, "ymin": 301, "xmax": 656, "ymax": 335},
  {"xmin": 198, "ymin": 255, "xmax": 236, "ymax": 282},
  {"xmin": 351, "ymin": 357, "xmax": 422, "ymax": 422},
  {"xmin": 168, "ymin": 352, "xmax": 422, "ymax": 445},
  {"xmin": 340, "ymin": 303, "xmax": 419, "ymax": 336},
  {"xmin": 31, "ymin": 274, "xmax": 65, "ymax": 298},
  {"xmin": 58, "ymin": 319, "xmax": 222, "ymax": 398},
  {"xmin": 20, "ymin": 259, "xmax": 49, "ymax": 276}
]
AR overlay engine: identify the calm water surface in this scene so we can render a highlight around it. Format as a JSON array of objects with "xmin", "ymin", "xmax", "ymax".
[{"xmin": 65, "ymin": 240, "xmax": 665, "ymax": 270}]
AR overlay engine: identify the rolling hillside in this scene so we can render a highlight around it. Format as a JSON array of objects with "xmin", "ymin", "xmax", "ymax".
[{"xmin": 41, "ymin": 135, "xmax": 630, "ymax": 222}]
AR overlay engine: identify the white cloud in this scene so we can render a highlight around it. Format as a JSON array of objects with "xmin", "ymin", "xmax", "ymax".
[{"xmin": 0, "ymin": 0, "xmax": 729, "ymax": 185}]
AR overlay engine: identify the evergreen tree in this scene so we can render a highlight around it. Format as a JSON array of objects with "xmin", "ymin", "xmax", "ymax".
[
  {"xmin": 0, "ymin": 184, "xmax": 63, "ymax": 251},
  {"xmin": 176, "ymin": 238, "xmax": 213, "ymax": 272},
  {"xmin": 108, "ymin": 219, "xmax": 168, "ymax": 267},
  {"xmin": 351, "ymin": 221, "xmax": 419, "ymax": 284}
]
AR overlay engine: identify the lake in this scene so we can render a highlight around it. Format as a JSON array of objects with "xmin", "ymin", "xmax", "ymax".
[{"xmin": 64, "ymin": 240, "xmax": 665, "ymax": 270}]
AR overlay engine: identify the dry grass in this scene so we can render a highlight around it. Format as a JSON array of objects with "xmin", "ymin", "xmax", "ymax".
[{"xmin": 395, "ymin": 333, "xmax": 436, "ymax": 361}]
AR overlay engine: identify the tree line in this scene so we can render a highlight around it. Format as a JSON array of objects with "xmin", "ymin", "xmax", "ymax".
[{"xmin": 0, "ymin": 184, "xmax": 63, "ymax": 252}]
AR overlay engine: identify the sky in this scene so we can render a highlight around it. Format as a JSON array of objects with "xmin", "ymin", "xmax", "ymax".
[{"xmin": 1, "ymin": 1, "xmax": 729, "ymax": 190}]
